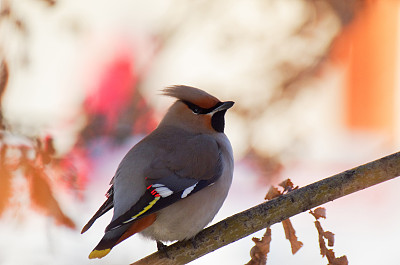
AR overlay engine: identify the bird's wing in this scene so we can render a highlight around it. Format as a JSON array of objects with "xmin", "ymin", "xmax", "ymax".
[
  {"xmin": 105, "ymin": 134, "xmax": 223, "ymax": 232},
  {"xmin": 81, "ymin": 186, "xmax": 114, "ymax": 234}
]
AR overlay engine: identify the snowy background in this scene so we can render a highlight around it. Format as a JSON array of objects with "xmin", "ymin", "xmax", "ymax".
[{"xmin": 1, "ymin": 0, "xmax": 400, "ymax": 264}]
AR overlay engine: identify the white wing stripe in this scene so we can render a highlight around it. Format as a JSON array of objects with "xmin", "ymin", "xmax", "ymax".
[
  {"xmin": 155, "ymin": 186, "xmax": 173, "ymax": 197},
  {"xmin": 181, "ymin": 183, "xmax": 198, "ymax": 198}
]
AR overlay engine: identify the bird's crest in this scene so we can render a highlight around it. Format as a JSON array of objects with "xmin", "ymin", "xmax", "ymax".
[{"xmin": 162, "ymin": 85, "xmax": 220, "ymax": 109}]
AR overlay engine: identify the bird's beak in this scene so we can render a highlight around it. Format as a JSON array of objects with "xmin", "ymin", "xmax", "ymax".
[{"xmin": 213, "ymin": 101, "xmax": 235, "ymax": 113}]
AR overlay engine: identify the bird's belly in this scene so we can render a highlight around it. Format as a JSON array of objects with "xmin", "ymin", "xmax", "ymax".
[{"xmin": 139, "ymin": 169, "xmax": 233, "ymax": 242}]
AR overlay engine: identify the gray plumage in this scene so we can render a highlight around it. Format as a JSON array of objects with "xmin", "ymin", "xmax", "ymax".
[{"xmin": 82, "ymin": 86, "xmax": 234, "ymax": 259}]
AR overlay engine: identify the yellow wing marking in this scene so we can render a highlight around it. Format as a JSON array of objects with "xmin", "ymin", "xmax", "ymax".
[
  {"xmin": 123, "ymin": 196, "xmax": 160, "ymax": 224},
  {"xmin": 89, "ymin": 248, "xmax": 111, "ymax": 259}
]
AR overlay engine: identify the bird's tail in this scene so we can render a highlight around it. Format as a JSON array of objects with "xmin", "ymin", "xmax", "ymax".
[
  {"xmin": 89, "ymin": 213, "xmax": 156, "ymax": 259},
  {"xmin": 81, "ymin": 186, "xmax": 114, "ymax": 234}
]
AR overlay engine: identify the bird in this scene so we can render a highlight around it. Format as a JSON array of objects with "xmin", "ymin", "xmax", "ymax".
[{"xmin": 81, "ymin": 85, "xmax": 235, "ymax": 259}]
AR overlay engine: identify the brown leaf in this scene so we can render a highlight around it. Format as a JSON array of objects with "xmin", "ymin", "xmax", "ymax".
[
  {"xmin": 264, "ymin": 186, "xmax": 282, "ymax": 200},
  {"xmin": 314, "ymin": 220, "xmax": 327, "ymax": 257},
  {"xmin": 282, "ymin": 219, "xmax": 303, "ymax": 254},
  {"xmin": 330, "ymin": 255, "xmax": 349, "ymax": 265},
  {"xmin": 326, "ymin": 249, "xmax": 349, "ymax": 265},
  {"xmin": 0, "ymin": 167, "xmax": 12, "ymax": 215},
  {"xmin": 37, "ymin": 136, "xmax": 56, "ymax": 164},
  {"xmin": 27, "ymin": 164, "xmax": 75, "ymax": 229},
  {"xmin": 310, "ymin": 207, "xmax": 326, "ymax": 220},
  {"xmin": 0, "ymin": 60, "xmax": 8, "ymax": 101},
  {"xmin": 314, "ymin": 220, "xmax": 347, "ymax": 264},
  {"xmin": 0, "ymin": 60, "xmax": 9, "ymax": 128},
  {"xmin": 0, "ymin": 145, "xmax": 12, "ymax": 216},
  {"xmin": 326, "ymin": 249, "xmax": 336, "ymax": 262},
  {"xmin": 278, "ymin": 178, "xmax": 298, "ymax": 192},
  {"xmin": 324, "ymin": 231, "xmax": 335, "ymax": 247},
  {"xmin": 246, "ymin": 227, "xmax": 271, "ymax": 265}
]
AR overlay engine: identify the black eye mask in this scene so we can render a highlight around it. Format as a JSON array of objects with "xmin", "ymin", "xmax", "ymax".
[{"xmin": 181, "ymin": 100, "xmax": 224, "ymax": 115}]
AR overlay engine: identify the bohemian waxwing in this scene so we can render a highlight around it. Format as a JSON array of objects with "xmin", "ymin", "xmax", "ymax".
[{"xmin": 81, "ymin": 85, "xmax": 234, "ymax": 259}]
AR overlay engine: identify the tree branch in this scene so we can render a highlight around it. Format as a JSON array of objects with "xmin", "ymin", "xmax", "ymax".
[{"xmin": 132, "ymin": 151, "xmax": 400, "ymax": 265}]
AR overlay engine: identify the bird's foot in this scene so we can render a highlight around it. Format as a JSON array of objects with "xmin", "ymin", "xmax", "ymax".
[
  {"xmin": 189, "ymin": 237, "xmax": 198, "ymax": 249},
  {"xmin": 156, "ymin": 241, "xmax": 170, "ymax": 258}
]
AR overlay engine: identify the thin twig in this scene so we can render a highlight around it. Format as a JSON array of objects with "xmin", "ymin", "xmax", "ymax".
[{"xmin": 132, "ymin": 151, "xmax": 400, "ymax": 265}]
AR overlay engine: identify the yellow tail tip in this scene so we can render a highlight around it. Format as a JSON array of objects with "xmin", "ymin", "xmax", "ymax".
[{"xmin": 89, "ymin": 249, "xmax": 111, "ymax": 259}]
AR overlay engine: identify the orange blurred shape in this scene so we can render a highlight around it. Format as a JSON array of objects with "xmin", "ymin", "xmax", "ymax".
[
  {"xmin": 0, "ymin": 151, "xmax": 12, "ymax": 216},
  {"xmin": 27, "ymin": 164, "xmax": 76, "ymax": 229},
  {"xmin": 331, "ymin": 0, "xmax": 399, "ymax": 136}
]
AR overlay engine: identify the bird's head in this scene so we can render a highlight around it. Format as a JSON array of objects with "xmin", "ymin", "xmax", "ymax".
[{"xmin": 160, "ymin": 85, "xmax": 234, "ymax": 134}]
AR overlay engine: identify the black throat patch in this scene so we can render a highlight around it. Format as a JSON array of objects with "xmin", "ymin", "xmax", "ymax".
[{"xmin": 211, "ymin": 109, "xmax": 227, "ymax": 133}]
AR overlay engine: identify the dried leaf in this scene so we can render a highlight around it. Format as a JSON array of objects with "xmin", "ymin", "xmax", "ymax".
[
  {"xmin": 26, "ymin": 164, "xmax": 75, "ymax": 229},
  {"xmin": 282, "ymin": 219, "xmax": 303, "ymax": 254},
  {"xmin": 0, "ymin": 60, "xmax": 8, "ymax": 128},
  {"xmin": 326, "ymin": 249, "xmax": 348, "ymax": 265},
  {"xmin": 324, "ymin": 231, "xmax": 335, "ymax": 247},
  {"xmin": 310, "ymin": 207, "xmax": 326, "ymax": 219},
  {"xmin": 326, "ymin": 249, "xmax": 336, "ymax": 262},
  {"xmin": 0, "ymin": 167, "xmax": 12, "ymax": 215},
  {"xmin": 278, "ymin": 178, "xmax": 298, "ymax": 192},
  {"xmin": 37, "ymin": 136, "xmax": 56, "ymax": 164},
  {"xmin": 262, "ymin": 181, "xmax": 304, "ymax": 258},
  {"xmin": 0, "ymin": 145, "xmax": 12, "ymax": 216},
  {"xmin": 330, "ymin": 255, "xmax": 349, "ymax": 265},
  {"xmin": 264, "ymin": 186, "xmax": 282, "ymax": 200},
  {"xmin": 313, "ymin": 216, "xmax": 347, "ymax": 264},
  {"xmin": 314, "ymin": 220, "xmax": 327, "ymax": 256},
  {"xmin": 246, "ymin": 227, "xmax": 271, "ymax": 265},
  {"xmin": 0, "ymin": 60, "xmax": 8, "ymax": 101}
]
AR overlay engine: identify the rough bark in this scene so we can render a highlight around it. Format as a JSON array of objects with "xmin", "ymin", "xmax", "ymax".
[{"xmin": 132, "ymin": 151, "xmax": 400, "ymax": 265}]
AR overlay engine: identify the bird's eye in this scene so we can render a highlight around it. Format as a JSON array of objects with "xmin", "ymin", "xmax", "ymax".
[{"xmin": 182, "ymin": 101, "xmax": 203, "ymax": 114}]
